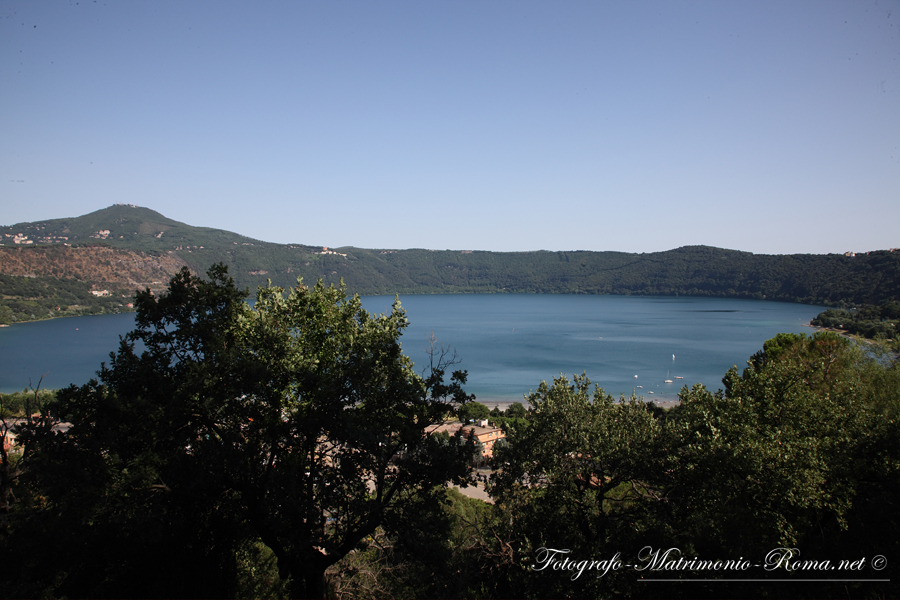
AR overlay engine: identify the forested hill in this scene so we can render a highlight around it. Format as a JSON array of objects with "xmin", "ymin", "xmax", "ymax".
[{"xmin": 1, "ymin": 204, "xmax": 898, "ymax": 323}]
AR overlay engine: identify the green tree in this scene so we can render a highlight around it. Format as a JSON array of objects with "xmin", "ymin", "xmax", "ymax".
[
  {"xmin": 11, "ymin": 265, "xmax": 476, "ymax": 598},
  {"xmin": 326, "ymin": 486, "xmax": 495, "ymax": 599},
  {"xmin": 229, "ymin": 273, "xmax": 476, "ymax": 597},
  {"xmin": 487, "ymin": 375, "xmax": 668, "ymax": 598},
  {"xmin": 458, "ymin": 401, "xmax": 490, "ymax": 423},
  {"xmin": 505, "ymin": 401, "xmax": 527, "ymax": 420},
  {"xmin": 663, "ymin": 332, "xmax": 900, "ymax": 595},
  {"xmin": 485, "ymin": 336, "xmax": 900, "ymax": 598}
]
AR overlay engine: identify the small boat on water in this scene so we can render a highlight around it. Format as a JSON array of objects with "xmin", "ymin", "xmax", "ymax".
[
  {"xmin": 674, "ymin": 376, "xmax": 683, "ymax": 379},
  {"xmin": 664, "ymin": 379, "xmax": 673, "ymax": 383}
]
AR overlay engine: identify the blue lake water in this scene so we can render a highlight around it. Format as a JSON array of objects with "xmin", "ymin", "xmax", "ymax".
[{"xmin": 0, "ymin": 295, "xmax": 824, "ymax": 403}]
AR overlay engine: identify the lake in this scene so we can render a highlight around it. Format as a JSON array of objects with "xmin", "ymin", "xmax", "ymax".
[{"xmin": 0, "ymin": 295, "xmax": 824, "ymax": 404}]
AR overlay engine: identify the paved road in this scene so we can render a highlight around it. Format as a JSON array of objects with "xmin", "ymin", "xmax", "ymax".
[
  {"xmin": 453, "ymin": 469, "xmax": 497, "ymax": 503},
  {"xmin": 453, "ymin": 481, "xmax": 493, "ymax": 503}
]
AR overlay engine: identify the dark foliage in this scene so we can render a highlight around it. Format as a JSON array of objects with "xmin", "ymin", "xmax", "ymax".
[
  {"xmin": 0, "ymin": 264, "xmax": 476, "ymax": 599},
  {"xmin": 812, "ymin": 301, "xmax": 900, "ymax": 340}
]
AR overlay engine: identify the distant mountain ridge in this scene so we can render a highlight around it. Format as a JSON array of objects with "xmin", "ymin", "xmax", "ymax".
[{"xmin": 1, "ymin": 204, "xmax": 898, "ymax": 324}]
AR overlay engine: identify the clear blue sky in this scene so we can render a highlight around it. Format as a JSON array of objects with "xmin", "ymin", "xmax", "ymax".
[{"xmin": 2, "ymin": 1, "xmax": 898, "ymax": 254}]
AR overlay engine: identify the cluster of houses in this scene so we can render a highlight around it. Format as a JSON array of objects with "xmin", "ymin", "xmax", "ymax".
[
  {"xmin": 5, "ymin": 233, "xmax": 33, "ymax": 245},
  {"xmin": 2, "ymin": 232, "xmax": 71, "ymax": 245},
  {"xmin": 317, "ymin": 247, "xmax": 348, "ymax": 257},
  {"xmin": 2, "ymin": 226, "xmax": 72, "ymax": 245}
]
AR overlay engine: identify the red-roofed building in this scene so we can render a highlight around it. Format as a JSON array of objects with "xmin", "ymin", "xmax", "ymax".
[{"xmin": 464, "ymin": 420, "xmax": 505, "ymax": 460}]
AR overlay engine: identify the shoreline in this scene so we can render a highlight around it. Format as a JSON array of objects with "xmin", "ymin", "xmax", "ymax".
[
  {"xmin": 475, "ymin": 392, "xmax": 683, "ymax": 412},
  {"xmin": 0, "ymin": 307, "xmax": 135, "ymax": 328}
]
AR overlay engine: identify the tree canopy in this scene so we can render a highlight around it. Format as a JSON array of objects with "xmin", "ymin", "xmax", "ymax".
[
  {"xmin": 2, "ymin": 265, "xmax": 475, "ymax": 598},
  {"xmin": 482, "ymin": 333, "xmax": 900, "ymax": 598}
]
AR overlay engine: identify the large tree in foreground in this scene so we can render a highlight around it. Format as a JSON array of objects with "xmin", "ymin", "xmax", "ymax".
[
  {"xmin": 486, "ymin": 333, "xmax": 899, "ymax": 599},
  {"xmin": 487, "ymin": 377, "xmax": 669, "ymax": 598},
  {"xmin": 17, "ymin": 265, "xmax": 475, "ymax": 598}
]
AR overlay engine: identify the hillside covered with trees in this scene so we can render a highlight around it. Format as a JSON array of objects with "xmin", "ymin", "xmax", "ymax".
[
  {"xmin": 811, "ymin": 301, "xmax": 900, "ymax": 340},
  {"xmin": 1, "ymin": 204, "xmax": 898, "ymax": 324},
  {"xmin": 0, "ymin": 245, "xmax": 188, "ymax": 323}
]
